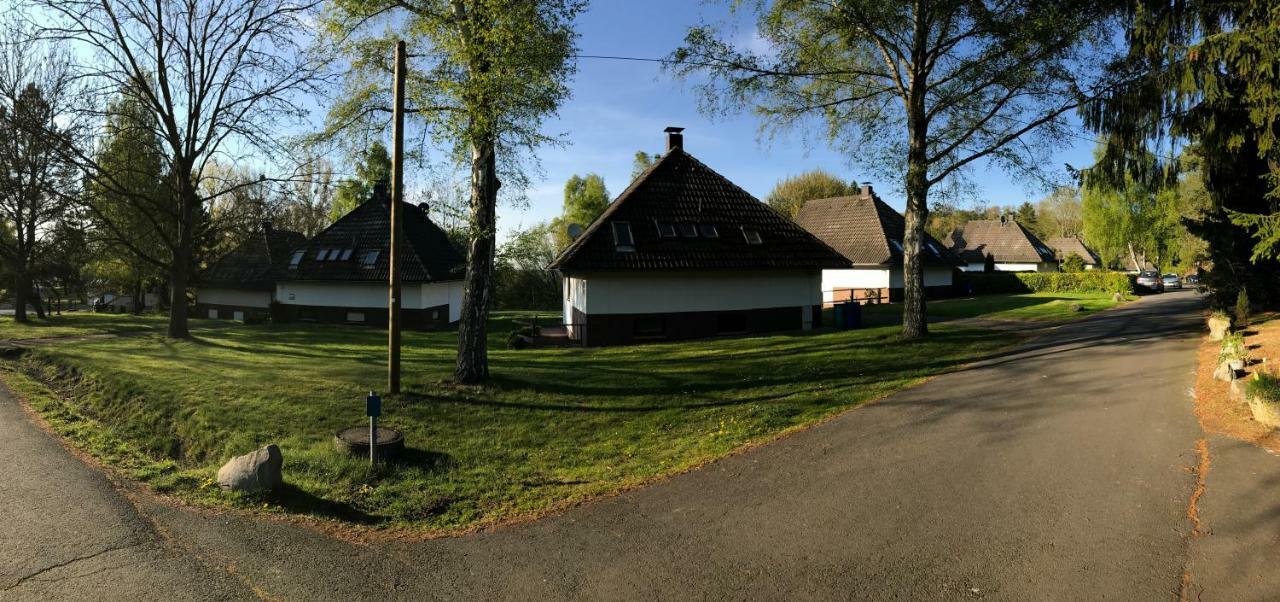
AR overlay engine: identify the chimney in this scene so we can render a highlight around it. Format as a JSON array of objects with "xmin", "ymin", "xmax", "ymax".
[
  {"xmin": 417, "ymin": 201, "xmax": 431, "ymax": 214},
  {"xmin": 860, "ymin": 182, "xmax": 873, "ymax": 197},
  {"xmin": 665, "ymin": 126, "xmax": 684, "ymax": 152}
]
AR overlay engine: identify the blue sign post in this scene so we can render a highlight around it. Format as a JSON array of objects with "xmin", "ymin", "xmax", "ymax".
[{"xmin": 366, "ymin": 391, "xmax": 382, "ymax": 465}]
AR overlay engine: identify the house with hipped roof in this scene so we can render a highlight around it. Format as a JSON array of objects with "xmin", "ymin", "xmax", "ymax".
[
  {"xmin": 274, "ymin": 184, "xmax": 466, "ymax": 329},
  {"xmin": 549, "ymin": 127, "xmax": 851, "ymax": 346},
  {"xmin": 795, "ymin": 189, "xmax": 962, "ymax": 304},
  {"xmin": 195, "ymin": 222, "xmax": 307, "ymax": 323},
  {"xmin": 1045, "ymin": 236, "xmax": 1102, "ymax": 270},
  {"xmin": 945, "ymin": 217, "xmax": 1059, "ymax": 272}
]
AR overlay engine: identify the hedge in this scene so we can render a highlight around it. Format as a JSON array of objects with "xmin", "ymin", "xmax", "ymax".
[{"xmin": 958, "ymin": 271, "xmax": 1135, "ymax": 295}]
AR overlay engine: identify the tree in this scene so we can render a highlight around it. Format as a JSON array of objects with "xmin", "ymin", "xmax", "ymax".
[
  {"xmin": 551, "ymin": 173, "xmax": 609, "ymax": 249},
  {"xmin": 766, "ymin": 170, "xmax": 855, "ymax": 218},
  {"xmin": 1013, "ymin": 202, "xmax": 1040, "ymax": 237},
  {"xmin": 673, "ymin": 0, "xmax": 1122, "ymax": 339},
  {"xmin": 632, "ymin": 151, "xmax": 660, "ymax": 180},
  {"xmin": 1083, "ymin": 0, "xmax": 1280, "ymax": 307},
  {"xmin": 1082, "ymin": 170, "xmax": 1161, "ymax": 270},
  {"xmin": 494, "ymin": 221, "xmax": 561, "ymax": 310},
  {"xmin": 277, "ymin": 153, "xmax": 335, "ymax": 237},
  {"xmin": 324, "ymin": 0, "xmax": 583, "ymax": 383},
  {"xmin": 331, "ymin": 142, "xmax": 391, "ymax": 223},
  {"xmin": 1060, "ymin": 253, "xmax": 1086, "ymax": 272},
  {"xmin": 1036, "ymin": 187, "xmax": 1083, "ymax": 239},
  {"xmin": 0, "ymin": 33, "xmax": 75, "ymax": 322},
  {"xmin": 27, "ymin": 0, "xmax": 330, "ymax": 338}
]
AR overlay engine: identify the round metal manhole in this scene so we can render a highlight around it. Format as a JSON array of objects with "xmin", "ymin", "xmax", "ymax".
[{"xmin": 334, "ymin": 426, "xmax": 406, "ymax": 458}]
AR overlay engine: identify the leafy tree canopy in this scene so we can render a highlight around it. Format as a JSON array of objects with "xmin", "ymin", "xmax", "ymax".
[{"xmin": 766, "ymin": 170, "xmax": 856, "ymax": 218}]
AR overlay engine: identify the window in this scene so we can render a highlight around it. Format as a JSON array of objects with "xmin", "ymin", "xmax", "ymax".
[
  {"xmin": 742, "ymin": 228, "xmax": 763, "ymax": 245},
  {"xmin": 656, "ymin": 221, "xmax": 677, "ymax": 238},
  {"xmin": 339, "ymin": 249, "xmax": 353, "ymax": 261},
  {"xmin": 890, "ymin": 239, "xmax": 904, "ymax": 252},
  {"xmin": 633, "ymin": 316, "xmax": 665, "ymax": 338},
  {"xmin": 612, "ymin": 221, "xmax": 635, "ymax": 250},
  {"xmin": 347, "ymin": 312, "xmax": 365, "ymax": 323},
  {"xmin": 315, "ymin": 248, "xmax": 328, "ymax": 261},
  {"xmin": 359, "ymin": 250, "xmax": 380, "ymax": 267},
  {"xmin": 699, "ymin": 224, "xmax": 719, "ymax": 238},
  {"xmin": 678, "ymin": 223, "xmax": 699, "ymax": 238},
  {"xmin": 288, "ymin": 250, "xmax": 303, "ymax": 269},
  {"xmin": 926, "ymin": 241, "xmax": 942, "ymax": 256}
]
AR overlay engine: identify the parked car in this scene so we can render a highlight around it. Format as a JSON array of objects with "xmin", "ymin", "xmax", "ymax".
[
  {"xmin": 1162, "ymin": 274, "xmax": 1181, "ymax": 289},
  {"xmin": 1136, "ymin": 270, "xmax": 1164, "ymax": 292},
  {"xmin": 1185, "ymin": 274, "xmax": 1200, "ymax": 286}
]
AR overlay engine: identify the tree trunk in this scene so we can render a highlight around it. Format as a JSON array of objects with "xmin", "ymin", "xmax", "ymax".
[
  {"xmin": 13, "ymin": 272, "xmax": 28, "ymax": 323},
  {"xmin": 167, "ymin": 185, "xmax": 195, "ymax": 339},
  {"xmin": 29, "ymin": 286, "xmax": 45, "ymax": 319},
  {"xmin": 454, "ymin": 137, "xmax": 499, "ymax": 384},
  {"xmin": 133, "ymin": 279, "xmax": 144, "ymax": 314},
  {"xmin": 902, "ymin": 87, "xmax": 930, "ymax": 340}
]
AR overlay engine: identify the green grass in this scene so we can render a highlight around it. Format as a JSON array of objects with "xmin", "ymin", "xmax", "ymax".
[
  {"xmin": 4, "ymin": 310, "xmax": 1020, "ymax": 533},
  {"xmin": 0, "ymin": 311, "xmax": 166, "ymax": 341},
  {"xmin": 861, "ymin": 292, "xmax": 1127, "ymax": 325}
]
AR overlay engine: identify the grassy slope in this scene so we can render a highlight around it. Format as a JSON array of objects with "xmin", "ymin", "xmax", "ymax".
[
  {"xmin": 3, "ymin": 311, "xmax": 1015, "ymax": 532},
  {"xmin": 0, "ymin": 312, "xmax": 165, "ymax": 341},
  {"xmin": 862, "ymin": 292, "xmax": 1125, "ymax": 325}
]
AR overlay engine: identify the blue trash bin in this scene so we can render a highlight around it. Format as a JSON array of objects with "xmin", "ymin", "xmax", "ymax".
[{"xmin": 843, "ymin": 301, "xmax": 861, "ymax": 329}]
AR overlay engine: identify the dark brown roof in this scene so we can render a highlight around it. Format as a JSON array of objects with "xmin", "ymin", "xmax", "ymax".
[
  {"xmin": 201, "ymin": 225, "xmax": 307, "ymax": 290},
  {"xmin": 550, "ymin": 148, "xmax": 850, "ymax": 272},
  {"xmin": 1046, "ymin": 237, "xmax": 1101, "ymax": 266},
  {"xmin": 945, "ymin": 219, "xmax": 1057, "ymax": 265},
  {"xmin": 795, "ymin": 195, "xmax": 962, "ymax": 267},
  {"xmin": 282, "ymin": 191, "xmax": 464, "ymax": 283}
]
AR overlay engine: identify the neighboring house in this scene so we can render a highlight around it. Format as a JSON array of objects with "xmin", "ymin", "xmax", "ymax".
[
  {"xmin": 1121, "ymin": 254, "xmax": 1157, "ymax": 273},
  {"xmin": 275, "ymin": 186, "xmax": 465, "ymax": 329},
  {"xmin": 795, "ymin": 189, "xmax": 962, "ymax": 304},
  {"xmin": 946, "ymin": 218, "xmax": 1059, "ymax": 272},
  {"xmin": 195, "ymin": 222, "xmax": 307, "ymax": 322},
  {"xmin": 549, "ymin": 127, "xmax": 850, "ymax": 347},
  {"xmin": 1046, "ymin": 236, "xmax": 1103, "ymax": 270}
]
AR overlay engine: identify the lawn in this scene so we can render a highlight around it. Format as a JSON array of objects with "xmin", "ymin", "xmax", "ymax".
[
  {"xmin": 0, "ymin": 311, "xmax": 167, "ymax": 341},
  {"xmin": 1, "ymin": 310, "xmax": 1021, "ymax": 533},
  {"xmin": 860, "ymin": 291, "xmax": 1126, "ymax": 325}
]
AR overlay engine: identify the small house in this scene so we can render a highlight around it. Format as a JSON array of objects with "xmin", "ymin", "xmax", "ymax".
[
  {"xmin": 1046, "ymin": 237, "xmax": 1102, "ymax": 270},
  {"xmin": 195, "ymin": 222, "xmax": 306, "ymax": 322},
  {"xmin": 549, "ymin": 127, "xmax": 851, "ymax": 346},
  {"xmin": 946, "ymin": 218, "xmax": 1059, "ymax": 272},
  {"xmin": 275, "ymin": 186, "xmax": 465, "ymax": 329},
  {"xmin": 795, "ymin": 190, "xmax": 962, "ymax": 304}
]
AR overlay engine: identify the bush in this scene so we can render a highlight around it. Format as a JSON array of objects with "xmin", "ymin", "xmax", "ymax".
[
  {"xmin": 1236, "ymin": 288, "xmax": 1250, "ymax": 329},
  {"xmin": 1246, "ymin": 370, "xmax": 1280, "ymax": 405},
  {"xmin": 1060, "ymin": 254, "xmax": 1086, "ymax": 273},
  {"xmin": 959, "ymin": 271, "xmax": 1135, "ymax": 295},
  {"xmin": 1219, "ymin": 332, "xmax": 1247, "ymax": 364}
]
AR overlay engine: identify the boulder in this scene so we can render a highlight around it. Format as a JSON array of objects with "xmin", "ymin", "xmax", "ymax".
[
  {"xmin": 1208, "ymin": 316, "xmax": 1232, "ymax": 341},
  {"xmin": 1068, "ymin": 303, "xmax": 1083, "ymax": 312},
  {"xmin": 1112, "ymin": 292, "xmax": 1124, "ymax": 303},
  {"xmin": 1214, "ymin": 361, "xmax": 1238, "ymax": 383},
  {"xmin": 217, "ymin": 444, "xmax": 283, "ymax": 493}
]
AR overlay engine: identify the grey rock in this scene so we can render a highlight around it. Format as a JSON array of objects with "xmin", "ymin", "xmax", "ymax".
[
  {"xmin": 1214, "ymin": 361, "xmax": 1237, "ymax": 383},
  {"xmin": 217, "ymin": 444, "xmax": 283, "ymax": 493},
  {"xmin": 1112, "ymin": 292, "xmax": 1124, "ymax": 302}
]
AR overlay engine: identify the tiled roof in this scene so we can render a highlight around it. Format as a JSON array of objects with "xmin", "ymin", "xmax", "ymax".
[
  {"xmin": 200, "ymin": 226, "xmax": 307, "ymax": 290},
  {"xmin": 550, "ymin": 148, "xmax": 850, "ymax": 272},
  {"xmin": 945, "ymin": 219, "xmax": 1057, "ymax": 265},
  {"xmin": 795, "ymin": 195, "xmax": 963, "ymax": 267},
  {"xmin": 281, "ymin": 191, "xmax": 464, "ymax": 283},
  {"xmin": 1046, "ymin": 237, "xmax": 1101, "ymax": 266}
]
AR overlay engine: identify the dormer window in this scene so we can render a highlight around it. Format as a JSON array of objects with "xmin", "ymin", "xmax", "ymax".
[
  {"xmin": 339, "ymin": 249, "xmax": 353, "ymax": 261},
  {"xmin": 656, "ymin": 221, "xmax": 677, "ymax": 238},
  {"xmin": 315, "ymin": 248, "xmax": 328, "ymax": 261},
  {"xmin": 742, "ymin": 228, "xmax": 762, "ymax": 245},
  {"xmin": 699, "ymin": 224, "xmax": 719, "ymax": 238},
  {"xmin": 359, "ymin": 250, "xmax": 379, "ymax": 268},
  {"xmin": 890, "ymin": 239, "xmax": 904, "ymax": 252},
  {"xmin": 288, "ymin": 250, "xmax": 303, "ymax": 269},
  {"xmin": 678, "ymin": 223, "xmax": 699, "ymax": 238},
  {"xmin": 926, "ymin": 241, "xmax": 942, "ymax": 257},
  {"xmin": 612, "ymin": 221, "xmax": 635, "ymax": 251}
]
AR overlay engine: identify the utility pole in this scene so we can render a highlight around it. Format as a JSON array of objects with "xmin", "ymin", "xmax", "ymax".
[{"xmin": 388, "ymin": 40, "xmax": 406, "ymax": 394}]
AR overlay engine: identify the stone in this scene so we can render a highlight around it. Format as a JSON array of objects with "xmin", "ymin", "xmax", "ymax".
[
  {"xmin": 217, "ymin": 444, "xmax": 283, "ymax": 493},
  {"xmin": 1068, "ymin": 303, "xmax": 1083, "ymax": 312},
  {"xmin": 1112, "ymin": 292, "xmax": 1124, "ymax": 303},
  {"xmin": 1208, "ymin": 316, "xmax": 1232, "ymax": 341},
  {"xmin": 1214, "ymin": 361, "xmax": 1238, "ymax": 383}
]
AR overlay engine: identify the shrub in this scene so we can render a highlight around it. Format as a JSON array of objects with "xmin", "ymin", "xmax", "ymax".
[
  {"xmin": 1235, "ymin": 289, "xmax": 1250, "ymax": 329},
  {"xmin": 1246, "ymin": 370, "xmax": 1280, "ymax": 405},
  {"xmin": 1219, "ymin": 332, "xmax": 1247, "ymax": 364},
  {"xmin": 959, "ymin": 271, "xmax": 1135, "ymax": 295},
  {"xmin": 1060, "ymin": 253, "xmax": 1086, "ymax": 273}
]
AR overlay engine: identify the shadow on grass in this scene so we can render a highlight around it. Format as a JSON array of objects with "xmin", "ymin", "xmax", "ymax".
[{"xmin": 270, "ymin": 483, "xmax": 381, "ymax": 525}]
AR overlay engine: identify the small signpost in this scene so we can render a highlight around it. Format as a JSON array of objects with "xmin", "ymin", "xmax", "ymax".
[{"xmin": 366, "ymin": 390, "xmax": 382, "ymax": 466}]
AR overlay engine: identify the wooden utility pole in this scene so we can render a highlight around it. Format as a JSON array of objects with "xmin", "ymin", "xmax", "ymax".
[{"xmin": 388, "ymin": 40, "xmax": 406, "ymax": 394}]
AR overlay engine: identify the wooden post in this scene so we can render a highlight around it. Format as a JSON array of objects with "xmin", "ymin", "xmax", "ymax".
[{"xmin": 388, "ymin": 40, "xmax": 406, "ymax": 394}]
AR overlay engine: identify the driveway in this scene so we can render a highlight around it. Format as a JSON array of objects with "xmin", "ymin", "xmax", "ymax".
[{"xmin": 3, "ymin": 290, "xmax": 1278, "ymax": 600}]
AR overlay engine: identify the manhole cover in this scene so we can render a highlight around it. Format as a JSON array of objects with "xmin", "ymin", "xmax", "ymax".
[{"xmin": 334, "ymin": 426, "xmax": 405, "ymax": 457}]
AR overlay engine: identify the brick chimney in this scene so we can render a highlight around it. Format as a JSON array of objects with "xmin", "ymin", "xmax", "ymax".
[
  {"xmin": 860, "ymin": 182, "xmax": 873, "ymax": 197},
  {"xmin": 665, "ymin": 126, "xmax": 684, "ymax": 152}
]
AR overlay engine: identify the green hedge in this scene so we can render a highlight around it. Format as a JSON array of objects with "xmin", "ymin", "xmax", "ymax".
[{"xmin": 959, "ymin": 271, "xmax": 1135, "ymax": 295}]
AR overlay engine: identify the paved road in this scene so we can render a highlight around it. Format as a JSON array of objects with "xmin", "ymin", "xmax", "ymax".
[{"xmin": 4, "ymin": 290, "xmax": 1279, "ymax": 600}]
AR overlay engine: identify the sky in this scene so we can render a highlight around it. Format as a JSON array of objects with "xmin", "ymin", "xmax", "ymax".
[{"xmin": 498, "ymin": 0, "xmax": 1102, "ymax": 238}]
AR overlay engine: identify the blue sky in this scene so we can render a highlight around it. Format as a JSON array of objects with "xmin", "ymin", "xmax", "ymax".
[{"xmin": 500, "ymin": 0, "xmax": 1101, "ymax": 237}]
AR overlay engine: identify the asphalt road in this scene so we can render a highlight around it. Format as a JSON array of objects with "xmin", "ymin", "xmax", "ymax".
[{"xmin": 4, "ymin": 290, "xmax": 1279, "ymax": 600}]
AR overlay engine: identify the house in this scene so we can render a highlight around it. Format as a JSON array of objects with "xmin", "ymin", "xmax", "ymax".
[
  {"xmin": 1046, "ymin": 236, "xmax": 1102, "ymax": 270},
  {"xmin": 946, "ymin": 218, "xmax": 1059, "ymax": 272},
  {"xmin": 275, "ymin": 185, "xmax": 465, "ymax": 329},
  {"xmin": 195, "ymin": 222, "xmax": 306, "ymax": 322},
  {"xmin": 549, "ymin": 127, "xmax": 851, "ymax": 347},
  {"xmin": 795, "ymin": 189, "xmax": 962, "ymax": 304}
]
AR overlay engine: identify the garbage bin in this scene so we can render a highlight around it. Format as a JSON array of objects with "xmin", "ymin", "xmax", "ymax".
[{"xmin": 843, "ymin": 301, "xmax": 861, "ymax": 329}]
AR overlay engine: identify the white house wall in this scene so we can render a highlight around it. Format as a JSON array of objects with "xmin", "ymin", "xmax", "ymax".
[
  {"xmin": 277, "ymin": 281, "xmax": 463, "ymax": 315},
  {"xmin": 196, "ymin": 287, "xmax": 271, "ymax": 308},
  {"xmin": 960, "ymin": 262, "xmax": 1057, "ymax": 273},
  {"xmin": 888, "ymin": 266, "xmax": 954, "ymax": 288},
  {"xmin": 565, "ymin": 270, "xmax": 821, "ymax": 317}
]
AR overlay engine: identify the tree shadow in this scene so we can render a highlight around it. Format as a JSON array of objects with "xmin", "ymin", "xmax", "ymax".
[{"xmin": 269, "ymin": 483, "xmax": 381, "ymax": 525}]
